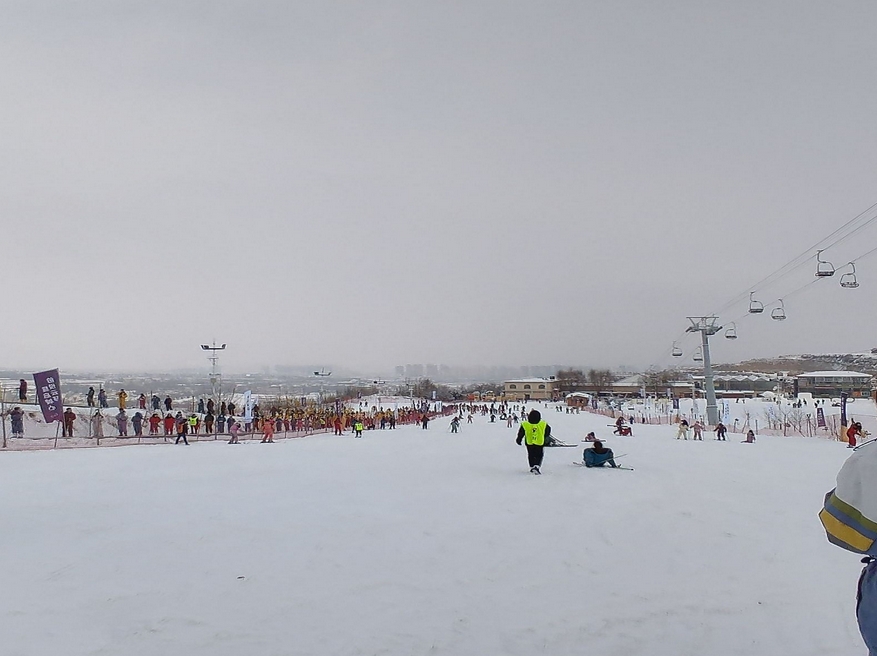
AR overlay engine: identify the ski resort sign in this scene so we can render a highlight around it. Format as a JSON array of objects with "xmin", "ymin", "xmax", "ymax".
[{"xmin": 33, "ymin": 369, "xmax": 62, "ymax": 423}]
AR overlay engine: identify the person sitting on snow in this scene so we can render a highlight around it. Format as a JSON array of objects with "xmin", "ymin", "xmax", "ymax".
[{"xmin": 583, "ymin": 440, "xmax": 617, "ymax": 468}]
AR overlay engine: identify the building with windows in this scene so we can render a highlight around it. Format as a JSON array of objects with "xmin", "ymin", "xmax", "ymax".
[
  {"xmin": 503, "ymin": 377, "xmax": 558, "ymax": 401},
  {"xmin": 795, "ymin": 371, "xmax": 873, "ymax": 398}
]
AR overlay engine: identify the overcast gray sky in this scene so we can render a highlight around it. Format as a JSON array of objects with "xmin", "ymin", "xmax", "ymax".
[{"xmin": 2, "ymin": 1, "xmax": 876, "ymax": 374}]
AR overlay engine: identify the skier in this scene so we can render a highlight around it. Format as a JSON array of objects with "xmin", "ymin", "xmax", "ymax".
[
  {"xmin": 676, "ymin": 419, "xmax": 690, "ymax": 440},
  {"xmin": 847, "ymin": 422, "xmax": 865, "ymax": 448},
  {"xmin": 204, "ymin": 412, "xmax": 215, "ymax": 434},
  {"xmin": 98, "ymin": 388, "xmax": 108, "ymax": 408},
  {"xmin": 421, "ymin": 414, "xmax": 429, "ymax": 430},
  {"xmin": 692, "ymin": 421, "xmax": 704, "ymax": 441},
  {"xmin": 261, "ymin": 418, "xmax": 275, "ymax": 443},
  {"xmin": 583, "ymin": 440, "xmax": 618, "ymax": 468},
  {"xmin": 116, "ymin": 409, "xmax": 128, "ymax": 436},
  {"xmin": 132, "ymin": 412, "xmax": 144, "ymax": 437},
  {"xmin": 819, "ymin": 443, "xmax": 877, "ymax": 653},
  {"xmin": 333, "ymin": 416, "xmax": 343, "ymax": 435},
  {"xmin": 86, "ymin": 387, "xmax": 96, "ymax": 407},
  {"xmin": 18, "ymin": 379, "xmax": 27, "ymax": 403},
  {"xmin": 175, "ymin": 415, "xmax": 189, "ymax": 445},
  {"xmin": 91, "ymin": 411, "xmax": 104, "ymax": 438},
  {"xmin": 354, "ymin": 420, "xmax": 364, "ymax": 438},
  {"xmin": 197, "ymin": 398, "xmax": 205, "ymax": 414},
  {"xmin": 151, "ymin": 395, "xmax": 161, "ymax": 411},
  {"xmin": 227, "ymin": 421, "xmax": 240, "ymax": 444},
  {"xmin": 10, "ymin": 406, "xmax": 24, "ymax": 437},
  {"xmin": 217, "ymin": 414, "xmax": 226, "ymax": 434},
  {"xmin": 715, "ymin": 422, "xmax": 727, "ymax": 441},
  {"xmin": 163, "ymin": 413, "xmax": 176, "ymax": 436},
  {"xmin": 516, "ymin": 409, "xmax": 551, "ymax": 475},
  {"xmin": 62, "ymin": 408, "xmax": 76, "ymax": 437},
  {"xmin": 450, "ymin": 416, "xmax": 460, "ymax": 433}
]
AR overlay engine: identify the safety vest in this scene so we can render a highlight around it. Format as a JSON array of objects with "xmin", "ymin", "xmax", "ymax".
[
  {"xmin": 521, "ymin": 420, "xmax": 547, "ymax": 446},
  {"xmin": 188, "ymin": 416, "xmax": 197, "ymax": 427},
  {"xmin": 354, "ymin": 422, "xmax": 364, "ymax": 431}
]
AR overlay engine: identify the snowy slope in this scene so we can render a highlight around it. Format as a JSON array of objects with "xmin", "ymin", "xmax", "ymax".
[{"xmin": 0, "ymin": 405, "xmax": 864, "ymax": 655}]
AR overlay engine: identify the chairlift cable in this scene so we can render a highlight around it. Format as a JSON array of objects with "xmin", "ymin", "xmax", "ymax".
[{"xmin": 708, "ymin": 201, "xmax": 877, "ymax": 316}]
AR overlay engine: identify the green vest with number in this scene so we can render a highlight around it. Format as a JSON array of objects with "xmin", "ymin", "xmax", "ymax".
[{"xmin": 521, "ymin": 420, "xmax": 547, "ymax": 446}]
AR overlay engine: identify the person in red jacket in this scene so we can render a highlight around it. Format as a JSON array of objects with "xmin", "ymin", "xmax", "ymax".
[
  {"xmin": 148, "ymin": 413, "xmax": 161, "ymax": 435},
  {"xmin": 847, "ymin": 421, "xmax": 865, "ymax": 448},
  {"xmin": 163, "ymin": 413, "xmax": 176, "ymax": 436}
]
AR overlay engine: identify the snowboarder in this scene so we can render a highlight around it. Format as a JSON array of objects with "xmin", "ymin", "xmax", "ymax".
[
  {"xmin": 516, "ymin": 409, "xmax": 551, "ymax": 474},
  {"xmin": 583, "ymin": 440, "xmax": 618, "ymax": 468}
]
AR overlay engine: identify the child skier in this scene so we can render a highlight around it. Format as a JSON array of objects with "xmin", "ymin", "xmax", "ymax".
[{"xmin": 516, "ymin": 409, "xmax": 551, "ymax": 475}]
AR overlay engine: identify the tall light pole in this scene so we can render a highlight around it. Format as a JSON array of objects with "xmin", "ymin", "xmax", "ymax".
[
  {"xmin": 686, "ymin": 317, "xmax": 721, "ymax": 425},
  {"xmin": 200, "ymin": 341, "xmax": 227, "ymax": 407}
]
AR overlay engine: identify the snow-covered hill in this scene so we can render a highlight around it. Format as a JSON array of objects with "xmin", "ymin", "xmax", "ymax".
[{"xmin": 0, "ymin": 404, "xmax": 864, "ymax": 654}]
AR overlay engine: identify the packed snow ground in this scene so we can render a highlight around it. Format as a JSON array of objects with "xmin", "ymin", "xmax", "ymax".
[{"xmin": 0, "ymin": 404, "xmax": 866, "ymax": 655}]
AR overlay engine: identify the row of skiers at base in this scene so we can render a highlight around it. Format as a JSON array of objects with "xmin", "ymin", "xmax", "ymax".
[
  {"xmin": 515, "ymin": 410, "xmax": 617, "ymax": 475},
  {"xmin": 675, "ymin": 419, "xmax": 755, "ymax": 443},
  {"xmin": 85, "ymin": 389, "xmax": 232, "ymax": 416}
]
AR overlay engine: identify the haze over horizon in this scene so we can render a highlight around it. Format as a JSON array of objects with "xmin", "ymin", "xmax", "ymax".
[{"xmin": 4, "ymin": 1, "xmax": 876, "ymax": 374}]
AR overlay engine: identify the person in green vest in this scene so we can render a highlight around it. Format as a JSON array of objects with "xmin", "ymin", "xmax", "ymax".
[
  {"xmin": 516, "ymin": 409, "xmax": 552, "ymax": 474},
  {"xmin": 354, "ymin": 420, "xmax": 364, "ymax": 438}
]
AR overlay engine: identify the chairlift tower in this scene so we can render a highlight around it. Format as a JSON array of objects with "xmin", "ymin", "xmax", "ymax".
[
  {"xmin": 686, "ymin": 316, "xmax": 722, "ymax": 425},
  {"xmin": 200, "ymin": 341, "xmax": 227, "ymax": 406}
]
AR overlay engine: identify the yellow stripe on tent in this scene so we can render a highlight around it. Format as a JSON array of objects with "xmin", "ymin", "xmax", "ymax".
[{"xmin": 820, "ymin": 508, "xmax": 874, "ymax": 552}]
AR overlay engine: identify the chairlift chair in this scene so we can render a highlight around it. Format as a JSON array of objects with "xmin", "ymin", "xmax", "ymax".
[
  {"xmin": 671, "ymin": 342, "xmax": 683, "ymax": 357},
  {"xmin": 771, "ymin": 299, "xmax": 787, "ymax": 321},
  {"xmin": 692, "ymin": 346, "xmax": 703, "ymax": 362},
  {"xmin": 816, "ymin": 249, "xmax": 835, "ymax": 277},
  {"xmin": 840, "ymin": 262, "xmax": 859, "ymax": 289},
  {"xmin": 724, "ymin": 322, "xmax": 738, "ymax": 339},
  {"xmin": 748, "ymin": 292, "xmax": 764, "ymax": 314}
]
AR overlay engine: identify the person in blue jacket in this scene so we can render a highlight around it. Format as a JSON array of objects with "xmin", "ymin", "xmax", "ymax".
[{"xmin": 583, "ymin": 440, "xmax": 617, "ymax": 468}]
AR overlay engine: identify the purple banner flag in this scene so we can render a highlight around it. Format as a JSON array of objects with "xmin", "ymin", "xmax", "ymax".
[
  {"xmin": 816, "ymin": 407, "xmax": 826, "ymax": 428},
  {"xmin": 33, "ymin": 369, "xmax": 63, "ymax": 423}
]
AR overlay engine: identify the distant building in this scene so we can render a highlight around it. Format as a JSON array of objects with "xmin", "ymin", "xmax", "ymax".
[
  {"xmin": 795, "ymin": 371, "xmax": 873, "ymax": 398},
  {"xmin": 503, "ymin": 377, "xmax": 558, "ymax": 401}
]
